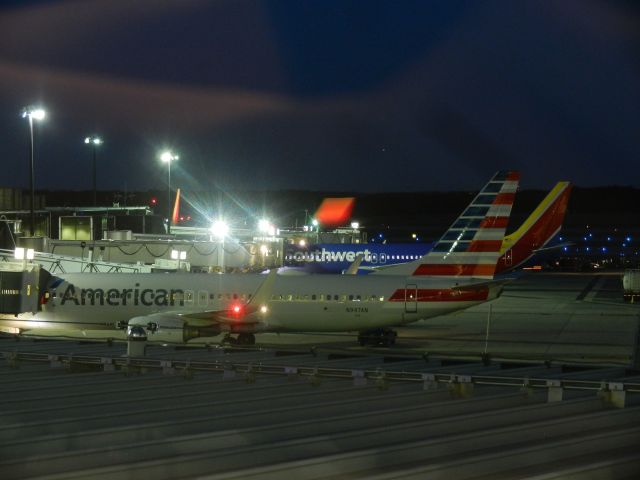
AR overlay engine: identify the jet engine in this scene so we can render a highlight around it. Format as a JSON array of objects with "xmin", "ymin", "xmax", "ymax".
[{"xmin": 127, "ymin": 314, "xmax": 221, "ymax": 344}]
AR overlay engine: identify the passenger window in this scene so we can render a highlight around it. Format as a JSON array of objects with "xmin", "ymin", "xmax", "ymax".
[
  {"xmin": 311, "ymin": 294, "xmax": 317, "ymax": 300},
  {"xmin": 333, "ymin": 295, "xmax": 339, "ymax": 301},
  {"xmin": 356, "ymin": 295, "xmax": 361, "ymax": 301},
  {"xmin": 348, "ymin": 295, "xmax": 354, "ymax": 301}
]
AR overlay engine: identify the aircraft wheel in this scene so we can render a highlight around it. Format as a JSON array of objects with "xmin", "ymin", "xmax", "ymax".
[
  {"xmin": 384, "ymin": 330, "xmax": 397, "ymax": 346},
  {"xmin": 237, "ymin": 333, "xmax": 256, "ymax": 345}
]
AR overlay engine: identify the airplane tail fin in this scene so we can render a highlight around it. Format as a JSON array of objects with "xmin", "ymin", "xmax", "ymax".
[
  {"xmin": 496, "ymin": 181, "xmax": 572, "ymax": 272},
  {"xmin": 171, "ymin": 188, "xmax": 181, "ymax": 225},
  {"xmin": 379, "ymin": 171, "xmax": 520, "ymax": 278}
]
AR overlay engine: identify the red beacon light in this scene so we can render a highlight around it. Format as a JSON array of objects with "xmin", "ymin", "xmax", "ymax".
[{"xmin": 229, "ymin": 303, "xmax": 244, "ymax": 319}]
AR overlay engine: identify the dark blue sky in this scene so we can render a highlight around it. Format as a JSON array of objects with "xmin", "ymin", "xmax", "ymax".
[{"xmin": 0, "ymin": 0, "xmax": 638, "ymax": 192}]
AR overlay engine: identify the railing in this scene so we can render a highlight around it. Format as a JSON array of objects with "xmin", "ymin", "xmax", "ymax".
[
  {"xmin": 2, "ymin": 350, "xmax": 639, "ymax": 395},
  {"xmin": 0, "ymin": 249, "xmax": 149, "ymax": 273}
]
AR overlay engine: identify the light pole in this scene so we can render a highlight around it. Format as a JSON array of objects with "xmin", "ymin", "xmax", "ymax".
[
  {"xmin": 84, "ymin": 135, "xmax": 103, "ymax": 206},
  {"xmin": 160, "ymin": 151, "xmax": 178, "ymax": 234},
  {"xmin": 21, "ymin": 106, "xmax": 46, "ymax": 237}
]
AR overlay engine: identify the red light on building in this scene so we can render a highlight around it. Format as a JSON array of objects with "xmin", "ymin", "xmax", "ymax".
[{"xmin": 150, "ymin": 197, "xmax": 157, "ymax": 205}]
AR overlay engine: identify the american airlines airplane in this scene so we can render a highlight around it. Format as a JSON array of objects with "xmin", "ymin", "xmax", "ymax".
[
  {"xmin": 0, "ymin": 171, "xmax": 520, "ymax": 346},
  {"xmin": 283, "ymin": 181, "xmax": 572, "ymax": 275}
]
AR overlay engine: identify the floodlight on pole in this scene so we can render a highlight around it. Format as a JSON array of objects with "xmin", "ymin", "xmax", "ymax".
[
  {"xmin": 210, "ymin": 220, "xmax": 229, "ymax": 239},
  {"xmin": 21, "ymin": 105, "xmax": 46, "ymax": 236},
  {"xmin": 258, "ymin": 219, "xmax": 270, "ymax": 233},
  {"xmin": 84, "ymin": 135, "xmax": 103, "ymax": 206},
  {"xmin": 210, "ymin": 219, "xmax": 229, "ymax": 273},
  {"xmin": 159, "ymin": 151, "xmax": 178, "ymax": 234}
]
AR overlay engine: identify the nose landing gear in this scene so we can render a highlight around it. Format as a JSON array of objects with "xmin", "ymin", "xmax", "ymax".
[
  {"xmin": 357, "ymin": 328, "xmax": 397, "ymax": 347},
  {"xmin": 223, "ymin": 333, "xmax": 256, "ymax": 346}
]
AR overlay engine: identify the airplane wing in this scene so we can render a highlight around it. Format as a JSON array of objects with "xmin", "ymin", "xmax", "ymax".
[
  {"xmin": 532, "ymin": 242, "xmax": 573, "ymax": 254},
  {"xmin": 130, "ymin": 269, "xmax": 278, "ymax": 334}
]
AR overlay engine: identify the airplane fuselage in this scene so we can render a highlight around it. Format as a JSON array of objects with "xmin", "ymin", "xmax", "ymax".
[{"xmin": 0, "ymin": 272, "xmax": 500, "ymax": 335}]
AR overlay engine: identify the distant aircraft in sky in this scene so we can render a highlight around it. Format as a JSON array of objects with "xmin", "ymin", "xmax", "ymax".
[
  {"xmin": 283, "ymin": 181, "xmax": 572, "ymax": 275},
  {"xmin": 1, "ymin": 172, "xmax": 520, "ymax": 346}
]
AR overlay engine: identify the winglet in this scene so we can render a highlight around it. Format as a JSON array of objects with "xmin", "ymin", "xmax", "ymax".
[
  {"xmin": 344, "ymin": 253, "xmax": 364, "ymax": 275},
  {"xmin": 248, "ymin": 269, "xmax": 278, "ymax": 307}
]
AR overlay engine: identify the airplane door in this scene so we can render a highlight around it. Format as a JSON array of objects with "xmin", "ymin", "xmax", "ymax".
[
  {"xmin": 198, "ymin": 290, "xmax": 208, "ymax": 307},
  {"xmin": 405, "ymin": 283, "xmax": 417, "ymax": 313}
]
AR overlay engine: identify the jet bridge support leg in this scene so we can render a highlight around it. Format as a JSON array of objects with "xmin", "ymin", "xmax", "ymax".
[{"xmin": 127, "ymin": 326, "xmax": 147, "ymax": 357}]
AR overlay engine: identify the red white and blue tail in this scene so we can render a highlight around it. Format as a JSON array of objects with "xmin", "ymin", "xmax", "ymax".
[{"xmin": 378, "ymin": 171, "xmax": 520, "ymax": 278}]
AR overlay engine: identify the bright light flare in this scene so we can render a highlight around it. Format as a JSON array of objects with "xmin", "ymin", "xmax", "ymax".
[
  {"xmin": 210, "ymin": 220, "xmax": 229, "ymax": 239},
  {"xmin": 160, "ymin": 151, "xmax": 178, "ymax": 163},
  {"xmin": 21, "ymin": 106, "xmax": 46, "ymax": 121},
  {"xmin": 85, "ymin": 136, "xmax": 102, "ymax": 145},
  {"xmin": 260, "ymin": 305, "xmax": 268, "ymax": 314},
  {"xmin": 258, "ymin": 219, "xmax": 270, "ymax": 233},
  {"xmin": 31, "ymin": 109, "xmax": 45, "ymax": 120}
]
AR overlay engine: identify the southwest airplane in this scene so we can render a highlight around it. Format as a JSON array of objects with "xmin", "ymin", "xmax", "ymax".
[
  {"xmin": 0, "ymin": 171, "xmax": 520, "ymax": 346},
  {"xmin": 284, "ymin": 181, "xmax": 572, "ymax": 275}
]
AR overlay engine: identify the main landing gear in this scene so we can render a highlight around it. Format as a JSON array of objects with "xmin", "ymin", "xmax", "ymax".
[
  {"xmin": 223, "ymin": 333, "xmax": 256, "ymax": 346},
  {"xmin": 357, "ymin": 328, "xmax": 397, "ymax": 347}
]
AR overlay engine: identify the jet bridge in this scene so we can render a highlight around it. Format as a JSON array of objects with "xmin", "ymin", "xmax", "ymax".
[{"xmin": 0, "ymin": 263, "xmax": 50, "ymax": 314}]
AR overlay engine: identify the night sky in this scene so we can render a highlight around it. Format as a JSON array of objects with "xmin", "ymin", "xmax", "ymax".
[{"xmin": 1, "ymin": 0, "xmax": 639, "ymax": 193}]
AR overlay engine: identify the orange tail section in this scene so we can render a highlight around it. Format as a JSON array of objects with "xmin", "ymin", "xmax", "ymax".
[{"xmin": 171, "ymin": 188, "xmax": 181, "ymax": 225}]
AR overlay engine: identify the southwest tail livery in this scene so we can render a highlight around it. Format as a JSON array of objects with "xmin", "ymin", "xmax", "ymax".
[{"xmin": 496, "ymin": 181, "xmax": 572, "ymax": 271}]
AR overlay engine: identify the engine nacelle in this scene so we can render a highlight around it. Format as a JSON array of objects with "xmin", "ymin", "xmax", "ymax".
[{"xmin": 127, "ymin": 315, "xmax": 221, "ymax": 344}]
